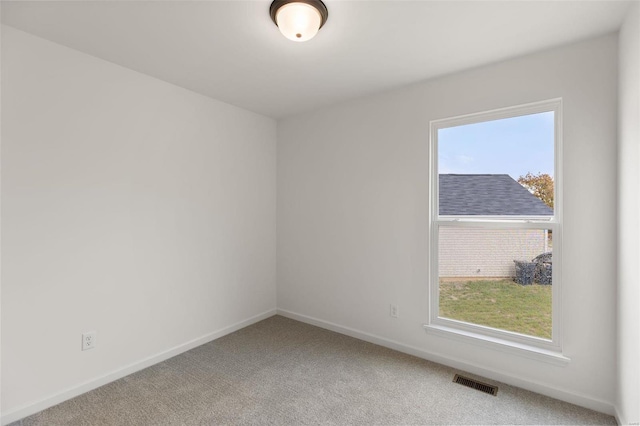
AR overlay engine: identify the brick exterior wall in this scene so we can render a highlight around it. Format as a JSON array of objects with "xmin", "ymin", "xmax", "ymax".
[{"xmin": 439, "ymin": 228, "xmax": 547, "ymax": 278}]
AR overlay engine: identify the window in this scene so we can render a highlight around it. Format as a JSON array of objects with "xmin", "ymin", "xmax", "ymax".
[{"xmin": 426, "ymin": 99, "xmax": 564, "ymax": 358}]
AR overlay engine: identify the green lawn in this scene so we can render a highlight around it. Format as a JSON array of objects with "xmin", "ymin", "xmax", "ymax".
[{"xmin": 439, "ymin": 279, "xmax": 552, "ymax": 339}]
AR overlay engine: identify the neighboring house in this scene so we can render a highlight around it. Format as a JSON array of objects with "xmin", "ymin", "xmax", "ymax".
[{"xmin": 439, "ymin": 174, "xmax": 553, "ymax": 278}]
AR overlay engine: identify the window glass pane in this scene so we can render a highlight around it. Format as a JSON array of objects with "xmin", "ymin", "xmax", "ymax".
[
  {"xmin": 438, "ymin": 226, "xmax": 553, "ymax": 339},
  {"xmin": 438, "ymin": 112, "xmax": 554, "ymax": 216}
]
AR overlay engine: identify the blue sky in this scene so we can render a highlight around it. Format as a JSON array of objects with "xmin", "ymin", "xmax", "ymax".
[{"xmin": 438, "ymin": 111, "xmax": 554, "ymax": 180}]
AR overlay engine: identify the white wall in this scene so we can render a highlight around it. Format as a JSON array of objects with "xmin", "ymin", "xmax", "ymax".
[
  {"xmin": 278, "ymin": 35, "xmax": 619, "ymax": 413},
  {"xmin": 617, "ymin": 3, "xmax": 640, "ymax": 425},
  {"xmin": 1, "ymin": 25, "xmax": 276, "ymax": 420},
  {"xmin": 0, "ymin": 10, "xmax": 3, "ymax": 424}
]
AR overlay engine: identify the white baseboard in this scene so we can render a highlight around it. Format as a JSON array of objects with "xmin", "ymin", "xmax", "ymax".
[
  {"xmin": 277, "ymin": 308, "xmax": 616, "ymax": 418},
  {"xmin": 1, "ymin": 309, "xmax": 277, "ymax": 426},
  {"xmin": 614, "ymin": 405, "xmax": 629, "ymax": 426},
  {"xmin": 2, "ymin": 308, "xmax": 616, "ymax": 425}
]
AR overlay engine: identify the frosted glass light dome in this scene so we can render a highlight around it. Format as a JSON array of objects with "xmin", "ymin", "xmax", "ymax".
[
  {"xmin": 270, "ymin": 0, "xmax": 328, "ymax": 42},
  {"xmin": 276, "ymin": 3, "xmax": 322, "ymax": 41}
]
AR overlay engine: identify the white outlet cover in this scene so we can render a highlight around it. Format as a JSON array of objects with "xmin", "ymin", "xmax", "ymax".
[
  {"xmin": 82, "ymin": 331, "xmax": 96, "ymax": 351},
  {"xmin": 390, "ymin": 304, "xmax": 399, "ymax": 318}
]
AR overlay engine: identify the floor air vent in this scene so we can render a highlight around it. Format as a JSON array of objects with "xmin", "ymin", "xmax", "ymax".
[{"xmin": 453, "ymin": 374, "xmax": 498, "ymax": 396}]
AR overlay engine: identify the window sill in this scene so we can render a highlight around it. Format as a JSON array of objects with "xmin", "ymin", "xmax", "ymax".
[{"xmin": 423, "ymin": 324, "xmax": 570, "ymax": 366}]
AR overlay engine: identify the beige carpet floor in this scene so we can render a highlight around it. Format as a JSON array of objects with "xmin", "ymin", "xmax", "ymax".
[{"xmin": 11, "ymin": 315, "xmax": 616, "ymax": 425}]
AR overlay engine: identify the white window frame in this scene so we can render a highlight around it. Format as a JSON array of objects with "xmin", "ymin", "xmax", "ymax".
[{"xmin": 424, "ymin": 99, "xmax": 567, "ymax": 362}]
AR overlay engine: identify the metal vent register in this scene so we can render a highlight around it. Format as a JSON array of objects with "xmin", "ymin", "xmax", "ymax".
[{"xmin": 453, "ymin": 374, "xmax": 498, "ymax": 396}]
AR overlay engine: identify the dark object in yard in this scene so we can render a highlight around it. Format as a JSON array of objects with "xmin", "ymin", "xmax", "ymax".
[
  {"xmin": 532, "ymin": 252, "xmax": 552, "ymax": 264},
  {"xmin": 514, "ymin": 260, "xmax": 536, "ymax": 285},
  {"xmin": 533, "ymin": 252, "xmax": 553, "ymax": 285}
]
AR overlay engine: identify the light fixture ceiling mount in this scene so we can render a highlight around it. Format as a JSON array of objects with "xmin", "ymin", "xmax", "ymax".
[{"xmin": 270, "ymin": 0, "xmax": 328, "ymax": 42}]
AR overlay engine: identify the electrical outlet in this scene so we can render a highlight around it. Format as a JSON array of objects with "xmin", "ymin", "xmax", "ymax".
[
  {"xmin": 82, "ymin": 331, "xmax": 96, "ymax": 351},
  {"xmin": 389, "ymin": 304, "xmax": 399, "ymax": 318}
]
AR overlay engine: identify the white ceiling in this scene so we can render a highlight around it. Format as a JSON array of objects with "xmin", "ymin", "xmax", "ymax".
[{"xmin": 1, "ymin": 1, "xmax": 633, "ymax": 119}]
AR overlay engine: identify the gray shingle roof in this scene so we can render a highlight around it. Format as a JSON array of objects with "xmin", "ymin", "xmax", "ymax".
[{"xmin": 439, "ymin": 174, "xmax": 553, "ymax": 216}]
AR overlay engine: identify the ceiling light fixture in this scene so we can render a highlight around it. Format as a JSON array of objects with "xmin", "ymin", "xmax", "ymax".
[{"xmin": 270, "ymin": 0, "xmax": 328, "ymax": 42}]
